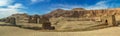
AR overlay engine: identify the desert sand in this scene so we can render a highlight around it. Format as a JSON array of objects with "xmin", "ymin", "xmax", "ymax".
[{"xmin": 0, "ymin": 26, "xmax": 120, "ymax": 36}]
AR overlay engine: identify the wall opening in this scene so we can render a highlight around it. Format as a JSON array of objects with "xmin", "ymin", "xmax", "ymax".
[{"xmin": 105, "ymin": 20, "xmax": 108, "ymax": 25}]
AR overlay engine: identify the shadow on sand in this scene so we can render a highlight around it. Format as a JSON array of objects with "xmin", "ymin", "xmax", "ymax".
[{"xmin": 0, "ymin": 24, "xmax": 14, "ymax": 26}]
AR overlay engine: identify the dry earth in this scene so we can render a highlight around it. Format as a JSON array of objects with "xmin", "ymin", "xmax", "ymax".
[{"xmin": 0, "ymin": 22, "xmax": 120, "ymax": 36}]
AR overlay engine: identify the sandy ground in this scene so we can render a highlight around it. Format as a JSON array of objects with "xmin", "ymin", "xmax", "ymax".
[
  {"xmin": 0, "ymin": 26, "xmax": 120, "ymax": 36},
  {"xmin": 0, "ymin": 22, "xmax": 120, "ymax": 36}
]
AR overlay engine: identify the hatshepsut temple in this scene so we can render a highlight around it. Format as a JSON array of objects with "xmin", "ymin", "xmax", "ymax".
[{"xmin": 1, "ymin": 8, "xmax": 120, "ymax": 31}]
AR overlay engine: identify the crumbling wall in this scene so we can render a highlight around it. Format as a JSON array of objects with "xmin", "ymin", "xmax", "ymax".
[
  {"xmin": 5, "ymin": 14, "xmax": 55, "ymax": 30},
  {"xmin": 28, "ymin": 15, "xmax": 40, "ymax": 23},
  {"xmin": 101, "ymin": 15, "xmax": 118, "ymax": 26},
  {"xmin": 28, "ymin": 15, "xmax": 55, "ymax": 30},
  {"xmin": 5, "ymin": 17, "xmax": 16, "ymax": 25}
]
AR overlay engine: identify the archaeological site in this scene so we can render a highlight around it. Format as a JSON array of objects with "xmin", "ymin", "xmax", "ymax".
[
  {"xmin": 1, "ymin": 8, "xmax": 120, "ymax": 31},
  {"xmin": 2, "ymin": 0, "xmax": 120, "ymax": 36}
]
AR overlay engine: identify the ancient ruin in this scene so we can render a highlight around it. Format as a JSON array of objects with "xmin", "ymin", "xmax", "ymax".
[
  {"xmin": 2, "ymin": 8, "xmax": 120, "ymax": 30},
  {"xmin": 4, "ymin": 13, "xmax": 55, "ymax": 30},
  {"xmin": 101, "ymin": 14, "xmax": 117, "ymax": 26}
]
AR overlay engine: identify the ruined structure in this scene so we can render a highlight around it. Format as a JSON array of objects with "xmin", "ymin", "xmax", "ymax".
[
  {"xmin": 4, "ymin": 17, "xmax": 16, "ymax": 25},
  {"xmin": 101, "ymin": 13, "xmax": 118, "ymax": 26},
  {"xmin": 5, "ymin": 13, "xmax": 55, "ymax": 30},
  {"xmin": 28, "ymin": 15, "xmax": 40, "ymax": 23},
  {"xmin": 3, "ymin": 8, "xmax": 120, "ymax": 30},
  {"xmin": 5, "ymin": 13, "xmax": 30, "ymax": 23},
  {"xmin": 28, "ymin": 15, "xmax": 55, "ymax": 30},
  {"xmin": 0, "ymin": 18, "xmax": 6, "ymax": 22}
]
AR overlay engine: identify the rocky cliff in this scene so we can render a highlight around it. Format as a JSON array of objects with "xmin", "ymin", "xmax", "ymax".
[{"xmin": 44, "ymin": 8, "xmax": 120, "ymax": 18}]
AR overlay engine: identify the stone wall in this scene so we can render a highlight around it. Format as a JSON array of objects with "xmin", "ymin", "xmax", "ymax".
[
  {"xmin": 4, "ymin": 14, "xmax": 55, "ymax": 30},
  {"xmin": 101, "ymin": 15, "xmax": 118, "ymax": 26},
  {"xmin": 3, "ymin": 8, "xmax": 120, "ymax": 30}
]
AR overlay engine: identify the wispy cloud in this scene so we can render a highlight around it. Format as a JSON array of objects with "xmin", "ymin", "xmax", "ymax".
[
  {"xmin": 0, "ymin": 0, "xmax": 13, "ymax": 6},
  {"xmin": 49, "ymin": 0, "xmax": 111, "ymax": 10},
  {"xmin": 31, "ymin": 0, "xmax": 50, "ymax": 3},
  {"xmin": 85, "ymin": 0, "xmax": 109, "ymax": 10},
  {"xmin": 0, "ymin": 0, "xmax": 26, "ymax": 18},
  {"xmin": 8, "ymin": 3, "xmax": 26, "ymax": 9},
  {"xmin": 0, "ymin": 8, "xmax": 24, "ymax": 18},
  {"xmin": 50, "ymin": 4, "xmax": 84, "ymax": 10}
]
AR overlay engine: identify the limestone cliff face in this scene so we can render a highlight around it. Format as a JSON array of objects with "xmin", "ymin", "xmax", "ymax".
[{"xmin": 44, "ymin": 8, "xmax": 120, "ymax": 18}]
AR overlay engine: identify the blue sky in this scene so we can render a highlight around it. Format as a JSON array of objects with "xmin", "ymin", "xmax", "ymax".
[{"xmin": 0, "ymin": 0, "xmax": 120, "ymax": 18}]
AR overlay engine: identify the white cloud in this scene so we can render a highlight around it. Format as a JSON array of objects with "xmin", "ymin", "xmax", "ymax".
[
  {"xmin": 0, "ymin": 8, "xmax": 23, "ymax": 18},
  {"xmin": 0, "ymin": 6, "xmax": 25, "ymax": 18},
  {"xmin": 8, "ymin": 3, "xmax": 25, "ymax": 9},
  {"xmin": 50, "ymin": 4, "xmax": 84, "ymax": 10},
  {"xmin": 85, "ymin": 1, "xmax": 109, "ymax": 10},
  {"xmin": 49, "ymin": 0, "xmax": 110, "ymax": 10},
  {"xmin": 0, "ymin": 0, "xmax": 26, "ymax": 18},
  {"xmin": 31, "ymin": 0, "xmax": 50, "ymax": 4},
  {"xmin": 0, "ymin": 0, "xmax": 13, "ymax": 6}
]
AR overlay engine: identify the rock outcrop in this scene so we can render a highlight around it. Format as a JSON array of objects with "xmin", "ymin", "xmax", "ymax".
[{"xmin": 44, "ymin": 8, "xmax": 120, "ymax": 18}]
